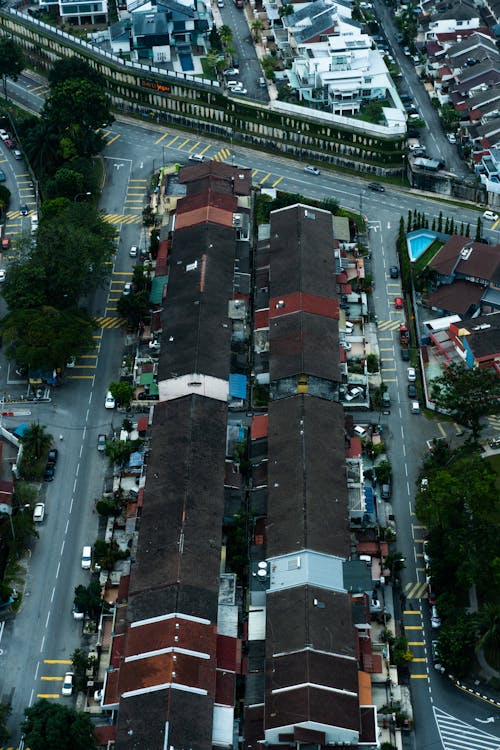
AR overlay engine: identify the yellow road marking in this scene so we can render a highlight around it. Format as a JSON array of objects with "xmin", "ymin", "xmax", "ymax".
[
  {"xmin": 200, "ymin": 144, "xmax": 211, "ymax": 155},
  {"xmin": 410, "ymin": 674, "xmax": 428, "ymax": 679},
  {"xmin": 129, "ymin": 179, "xmax": 147, "ymax": 183},
  {"xmin": 252, "ymin": 169, "xmax": 258, "ymax": 177},
  {"xmin": 404, "ymin": 610, "xmax": 421, "ymax": 615},
  {"xmin": 105, "ymin": 134, "xmax": 120, "ymax": 146},
  {"xmin": 404, "ymin": 625, "xmax": 422, "ymax": 630},
  {"xmin": 165, "ymin": 135, "xmax": 180, "ymax": 148},
  {"xmin": 113, "ymin": 271, "xmax": 133, "ymax": 276},
  {"xmin": 44, "ymin": 659, "xmax": 72, "ymax": 664},
  {"xmin": 272, "ymin": 176, "xmax": 284, "ymax": 188},
  {"xmin": 437, "ymin": 422, "xmax": 447, "ymax": 437},
  {"xmin": 41, "ymin": 676, "xmax": 63, "ymax": 681},
  {"xmin": 67, "ymin": 375, "xmax": 95, "ymax": 380},
  {"xmin": 259, "ymin": 172, "xmax": 271, "ymax": 184},
  {"xmin": 413, "ymin": 657, "xmax": 426, "ymax": 662},
  {"xmin": 187, "ymin": 141, "xmax": 201, "ymax": 153},
  {"xmin": 407, "ymin": 641, "xmax": 424, "ymax": 646},
  {"xmin": 178, "ymin": 138, "xmax": 190, "ymax": 150},
  {"xmin": 37, "ymin": 693, "xmax": 60, "ymax": 698},
  {"xmin": 155, "ymin": 132, "xmax": 170, "ymax": 144}
]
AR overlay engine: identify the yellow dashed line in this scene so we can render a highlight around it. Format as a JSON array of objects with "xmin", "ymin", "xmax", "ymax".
[
  {"xmin": 105, "ymin": 134, "xmax": 121, "ymax": 146},
  {"xmin": 272, "ymin": 176, "xmax": 284, "ymax": 188},
  {"xmin": 260, "ymin": 172, "xmax": 271, "ymax": 184},
  {"xmin": 413, "ymin": 657, "xmax": 426, "ymax": 662}
]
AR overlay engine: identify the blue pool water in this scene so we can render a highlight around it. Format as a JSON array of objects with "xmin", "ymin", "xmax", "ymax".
[
  {"xmin": 179, "ymin": 53, "xmax": 193, "ymax": 71},
  {"xmin": 407, "ymin": 231, "xmax": 437, "ymax": 262}
]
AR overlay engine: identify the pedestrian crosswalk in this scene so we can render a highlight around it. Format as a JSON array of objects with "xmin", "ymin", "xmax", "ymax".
[
  {"xmin": 125, "ymin": 178, "xmax": 146, "ymax": 214},
  {"xmin": 434, "ymin": 706, "xmax": 500, "ymax": 750},
  {"xmin": 212, "ymin": 147, "xmax": 231, "ymax": 162},
  {"xmin": 103, "ymin": 213, "xmax": 142, "ymax": 225},
  {"xmin": 377, "ymin": 319, "xmax": 406, "ymax": 331},
  {"xmin": 404, "ymin": 580, "xmax": 428, "ymax": 599},
  {"xmin": 95, "ymin": 316, "xmax": 126, "ymax": 330}
]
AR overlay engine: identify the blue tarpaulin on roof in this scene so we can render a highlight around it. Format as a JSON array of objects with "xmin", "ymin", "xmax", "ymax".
[
  {"xmin": 364, "ymin": 486, "xmax": 374, "ymax": 515},
  {"xmin": 13, "ymin": 424, "xmax": 29, "ymax": 437},
  {"xmin": 129, "ymin": 451, "xmax": 143, "ymax": 468},
  {"xmin": 229, "ymin": 373, "xmax": 247, "ymax": 399}
]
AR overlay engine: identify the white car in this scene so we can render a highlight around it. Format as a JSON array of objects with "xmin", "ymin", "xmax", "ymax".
[
  {"xmin": 61, "ymin": 671, "xmax": 74, "ymax": 696},
  {"xmin": 447, "ymin": 133, "xmax": 457, "ymax": 144},
  {"xmin": 104, "ymin": 391, "xmax": 115, "ymax": 409},
  {"xmin": 223, "ymin": 68, "xmax": 239, "ymax": 76},
  {"xmin": 66, "ymin": 355, "xmax": 76, "ymax": 368},
  {"xmin": 188, "ymin": 153, "xmax": 206, "ymax": 162},
  {"xmin": 423, "ymin": 540, "xmax": 430, "ymax": 564},
  {"xmin": 33, "ymin": 502, "xmax": 45, "ymax": 523},
  {"xmin": 123, "ymin": 282, "xmax": 132, "ymax": 295},
  {"xmin": 0, "ymin": 270, "xmax": 6, "ymax": 282},
  {"xmin": 407, "ymin": 367, "xmax": 416, "ymax": 382},
  {"xmin": 431, "ymin": 606, "xmax": 441, "ymax": 629},
  {"xmin": 129, "ymin": 245, "xmax": 138, "ymax": 257},
  {"xmin": 81, "ymin": 545, "xmax": 92, "ymax": 569},
  {"xmin": 0, "ymin": 130, "xmax": 10, "ymax": 142},
  {"xmin": 304, "ymin": 165, "xmax": 320, "ymax": 175},
  {"xmin": 345, "ymin": 386, "xmax": 363, "ymax": 402},
  {"xmin": 482, "ymin": 210, "xmax": 499, "ymax": 222}
]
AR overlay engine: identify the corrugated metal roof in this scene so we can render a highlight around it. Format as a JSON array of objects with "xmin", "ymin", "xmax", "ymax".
[{"xmin": 150, "ymin": 275, "xmax": 168, "ymax": 305}]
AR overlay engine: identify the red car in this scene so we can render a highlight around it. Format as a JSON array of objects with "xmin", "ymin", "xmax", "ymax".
[
  {"xmin": 4, "ymin": 139, "xmax": 15, "ymax": 149},
  {"xmin": 394, "ymin": 296, "xmax": 403, "ymax": 309}
]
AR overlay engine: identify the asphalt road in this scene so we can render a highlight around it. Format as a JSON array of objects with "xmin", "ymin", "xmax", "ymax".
[{"xmin": 1, "ymin": 76, "xmax": 500, "ymax": 747}]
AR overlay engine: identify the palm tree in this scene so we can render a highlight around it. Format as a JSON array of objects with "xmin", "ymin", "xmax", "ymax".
[
  {"xmin": 476, "ymin": 603, "xmax": 500, "ymax": 668},
  {"xmin": 251, "ymin": 18, "xmax": 264, "ymax": 41},
  {"xmin": 219, "ymin": 25, "xmax": 233, "ymax": 46},
  {"xmin": 21, "ymin": 422, "xmax": 53, "ymax": 460}
]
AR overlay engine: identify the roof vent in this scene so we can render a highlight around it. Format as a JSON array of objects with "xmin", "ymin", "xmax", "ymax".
[
  {"xmin": 186, "ymin": 260, "xmax": 198, "ymax": 272},
  {"xmin": 233, "ymin": 214, "xmax": 243, "ymax": 227},
  {"xmin": 275, "ymin": 300, "xmax": 285, "ymax": 309},
  {"xmin": 460, "ymin": 246, "xmax": 473, "ymax": 260},
  {"xmin": 304, "ymin": 209, "xmax": 316, "ymax": 220}
]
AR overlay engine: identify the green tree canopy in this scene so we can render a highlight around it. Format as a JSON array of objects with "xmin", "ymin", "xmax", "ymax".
[
  {"xmin": 431, "ymin": 363, "xmax": 500, "ymax": 440},
  {"xmin": 21, "ymin": 423, "xmax": 53, "ymax": 461},
  {"xmin": 22, "ymin": 701, "xmax": 97, "ymax": 750},
  {"xmin": 2, "ymin": 307, "xmax": 96, "ymax": 371},
  {"xmin": 48, "ymin": 58, "xmax": 106, "ymax": 89},
  {"xmin": 109, "ymin": 381, "xmax": 135, "ymax": 408},
  {"xmin": 74, "ymin": 581, "xmax": 102, "ymax": 617},
  {"xmin": 0, "ymin": 702, "xmax": 11, "ymax": 744},
  {"xmin": 116, "ymin": 289, "xmax": 150, "ymax": 328},
  {"xmin": 437, "ymin": 614, "xmax": 476, "ymax": 677},
  {"xmin": 0, "ymin": 38, "xmax": 25, "ymax": 99}
]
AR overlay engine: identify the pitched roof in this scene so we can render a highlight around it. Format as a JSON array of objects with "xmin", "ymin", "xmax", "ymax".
[
  {"xmin": 426, "ymin": 279, "xmax": 484, "ymax": 314},
  {"xmin": 429, "ymin": 235, "xmax": 500, "ymax": 281}
]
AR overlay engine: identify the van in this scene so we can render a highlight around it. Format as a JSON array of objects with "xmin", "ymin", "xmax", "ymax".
[
  {"xmin": 353, "ymin": 425, "xmax": 367, "ymax": 438},
  {"xmin": 81, "ymin": 545, "xmax": 92, "ymax": 569},
  {"xmin": 411, "ymin": 401, "xmax": 420, "ymax": 414}
]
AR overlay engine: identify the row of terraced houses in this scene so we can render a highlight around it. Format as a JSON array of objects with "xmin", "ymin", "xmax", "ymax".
[{"xmin": 98, "ymin": 162, "xmax": 384, "ymax": 750}]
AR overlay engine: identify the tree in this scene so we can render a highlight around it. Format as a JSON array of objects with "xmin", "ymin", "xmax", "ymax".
[
  {"xmin": 104, "ymin": 439, "xmax": 143, "ymax": 468},
  {"xmin": 375, "ymin": 460, "xmax": 392, "ymax": 485},
  {"xmin": 1, "ymin": 262, "xmax": 47, "ymax": 311},
  {"xmin": 475, "ymin": 216, "xmax": 483, "ymax": 241},
  {"xmin": 0, "ymin": 702, "xmax": 11, "ymax": 744},
  {"xmin": 74, "ymin": 581, "xmax": 102, "ymax": 617},
  {"xmin": 320, "ymin": 197, "xmax": 339, "ymax": 215},
  {"xmin": 22, "ymin": 700, "xmax": 97, "ymax": 750},
  {"xmin": 116, "ymin": 289, "xmax": 150, "ymax": 327},
  {"xmin": 437, "ymin": 614, "xmax": 476, "ymax": 677},
  {"xmin": 476, "ymin": 603, "xmax": 500, "ymax": 668},
  {"xmin": 251, "ymin": 18, "xmax": 264, "ymax": 41},
  {"xmin": 45, "ymin": 167, "xmax": 84, "ymax": 199},
  {"xmin": 41, "ymin": 79, "xmax": 113, "ymax": 158},
  {"xmin": 219, "ymin": 24, "xmax": 233, "ymax": 45},
  {"xmin": 109, "ymin": 381, "xmax": 135, "ymax": 408},
  {"xmin": 2, "ymin": 307, "xmax": 96, "ymax": 371},
  {"xmin": 48, "ymin": 58, "xmax": 106, "ymax": 89},
  {"xmin": 431, "ymin": 363, "xmax": 500, "ymax": 440},
  {"xmin": 21, "ymin": 423, "xmax": 53, "ymax": 461},
  {"xmin": 0, "ymin": 38, "xmax": 25, "ymax": 100}
]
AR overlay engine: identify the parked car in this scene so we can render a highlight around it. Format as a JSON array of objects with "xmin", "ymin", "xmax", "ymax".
[
  {"xmin": 0, "ymin": 270, "xmax": 6, "ymax": 283},
  {"xmin": 394, "ymin": 296, "xmax": 403, "ymax": 309},
  {"xmin": 423, "ymin": 540, "xmax": 430, "ymax": 564},
  {"xmin": 389, "ymin": 265, "xmax": 399, "ymax": 278},
  {"xmin": 407, "ymin": 367, "xmax": 416, "ymax": 382},
  {"xmin": 72, "ymin": 606, "xmax": 84, "ymax": 621},
  {"xmin": 0, "ymin": 169, "xmax": 5, "ymax": 182},
  {"xmin": 381, "ymin": 483, "xmax": 391, "ymax": 500},
  {"xmin": 223, "ymin": 68, "xmax": 239, "ymax": 76},
  {"xmin": 304, "ymin": 165, "xmax": 320, "ymax": 175},
  {"xmin": 123, "ymin": 282, "xmax": 132, "ymax": 295},
  {"xmin": 1, "ymin": 237, "xmax": 11, "ymax": 250},
  {"xmin": 81, "ymin": 545, "xmax": 92, "ymax": 570},
  {"xmin": 401, "ymin": 348, "xmax": 410, "ymax": 361},
  {"xmin": 232, "ymin": 87, "xmax": 248, "ymax": 95},
  {"xmin": 97, "ymin": 434, "xmax": 106, "ymax": 452},
  {"xmin": 407, "ymin": 383, "xmax": 417, "ymax": 398},
  {"xmin": 368, "ymin": 182, "xmax": 385, "ymax": 192},
  {"xmin": 447, "ymin": 133, "xmax": 457, "ymax": 144},
  {"xmin": 33, "ymin": 502, "xmax": 45, "ymax": 523},
  {"xmin": 345, "ymin": 386, "xmax": 363, "ymax": 402},
  {"xmin": 61, "ymin": 672, "xmax": 74, "ymax": 696},
  {"xmin": 13, "ymin": 150, "xmax": 22, "ymax": 160},
  {"xmin": 4, "ymin": 139, "xmax": 15, "ymax": 149},
  {"xmin": 104, "ymin": 391, "xmax": 115, "ymax": 409},
  {"xmin": 43, "ymin": 464, "xmax": 55, "ymax": 482},
  {"xmin": 411, "ymin": 400, "xmax": 420, "ymax": 414},
  {"xmin": 20, "ymin": 204, "xmax": 28, "ymax": 216},
  {"xmin": 483, "ymin": 210, "xmax": 499, "ymax": 222},
  {"xmin": 129, "ymin": 245, "xmax": 138, "ymax": 257},
  {"xmin": 188, "ymin": 153, "xmax": 206, "ymax": 162},
  {"xmin": 0, "ymin": 129, "xmax": 9, "ymax": 141},
  {"xmin": 47, "ymin": 448, "xmax": 58, "ymax": 465},
  {"xmin": 431, "ymin": 606, "xmax": 441, "ymax": 629}
]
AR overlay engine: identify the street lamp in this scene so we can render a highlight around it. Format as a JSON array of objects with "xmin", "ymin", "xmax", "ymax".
[{"xmin": 73, "ymin": 191, "xmax": 92, "ymax": 203}]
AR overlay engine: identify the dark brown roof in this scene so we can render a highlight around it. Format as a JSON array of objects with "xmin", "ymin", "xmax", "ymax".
[
  {"xmin": 269, "ymin": 204, "xmax": 337, "ymax": 299},
  {"xmin": 269, "ymin": 312, "xmax": 341, "ymax": 381},
  {"xmin": 179, "ymin": 161, "xmax": 252, "ymax": 197},
  {"xmin": 127, "ymin": 396, "xmax": 227, "ymax": 624},
  {"xmin": 266, "ymin": 586, "xmax": 356, "ymax": 657},
  {"xmin": 267, "ymin": 395, "xmax": 349, "ymax": 558},
  {"xmin": 429, "ymin": 235, "xmax": 500, "ymax": 282},
  {"xmin": 456, "ymin": 312, "xmax": 500, "ymax": 359},
  {"xmin": 426, "ymin": 279, "xmax": 484, "ymax": 314},
  {"xmin": 156, "ymin": 223, "xmax": 236, "ymax": 381},
  {"xmin": 115, "ymin": 687, "xmax": 214, "ymax": 750}
]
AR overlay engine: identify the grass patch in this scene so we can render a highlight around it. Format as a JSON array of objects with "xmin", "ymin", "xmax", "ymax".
[{"xmin": 413, "ymin": 238, "xmax": 444, "ymax": 275}]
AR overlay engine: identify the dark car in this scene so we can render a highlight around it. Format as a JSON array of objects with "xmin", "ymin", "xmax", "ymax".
[
  {"xmin": 47, "ymin": 448, "xmax": 59, "ymax": 465},
  {"xmin": 407, "ymin": 383, "xmax": 417, "ymax": 398},
  {"xmin": 389, "ymin": 266, "xmax": 399, "ymax": 278},
  {"xmin": 368, "ymin": 182, "xmax": 385, "ymax": 192},
  {"xmin": 43, "ymin": 465, "xmax": 55, "ymax": 482},
  {"xmin": 401, "ymin": 348, "xmax": 410, "ymax": 361}
]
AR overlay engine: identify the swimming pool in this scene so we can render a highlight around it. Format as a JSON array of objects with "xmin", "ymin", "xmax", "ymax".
[
  {"xmin": 179, "ymin": 53, "xmax": 194, "ymax": 72},
  {"xmin": 407, "ymin": 230, "xmax": 437, "ymax": 262}
]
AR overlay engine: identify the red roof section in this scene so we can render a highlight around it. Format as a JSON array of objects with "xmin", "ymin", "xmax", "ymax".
[
  {"xmin": 269, "ymin": 292, "xmax": 339, "ymax": 319},
  {"xmin": 251, "ymin": 414, "xmax": 269, "ymax": 440},
  {"xmin": 94, "ymin": 724, "xmax": 116, "ymax": 746},
  {"xmin": 215, "ymin": 669, "xmax": 236, "ymax": 705},
  {"xmin": 216, "ymin": 634, "xmax": 242, "ymax": 672},
  {"xmin": 347, "ymin": 437, "xmax": 362, "ymax": 458},
  {"xmin": 125, "ymin": 615, "xmax": 215, "ymax": 658},
  {"xmin": 137, "ymin": 416, "xmax": 148, "ymax": 433},
  {"xmin": 254, "ymin": 309, "xmax": 269, "ymax": 330}
]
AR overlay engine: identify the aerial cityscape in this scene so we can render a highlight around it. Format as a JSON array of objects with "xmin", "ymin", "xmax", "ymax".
[{"xmin": 0, "ymin": 0, "xmax": 500, "ymax": 747}]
